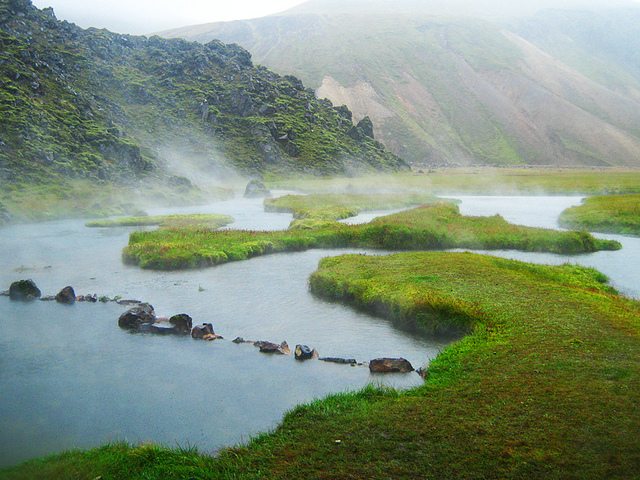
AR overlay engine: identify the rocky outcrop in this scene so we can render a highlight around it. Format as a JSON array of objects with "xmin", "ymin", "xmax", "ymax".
[
  {"xmin": 254, "ymin": 340, "xmax": 290, "ymax": 355},
  {"xmin": 55, "ymin": 286, "xmax": 75, "ymax": 304},
  {"xmin": 294, "ymin": 344, "xmax": 318, "ymax": 361},
  {"xmin": 9, "ymin": 279, "xmax": 41, "ymax": 301},
  {"xmin": 369, "ymin": 358, "xmax": 414, "ymax": 373},
  {"xmin": 191, "ymin": 323, "xmax": 222, "ymax": 340},
  {"xmin": 169, "ymin": 314, "xmax": 192, "ymax": 334},
  {"xmin": 244, "ymin": 179, "xmax": 271, "ymax": 198},
  {"xmin": 118, "ymin": 303, "xmax": 156, "ymax": 330}
]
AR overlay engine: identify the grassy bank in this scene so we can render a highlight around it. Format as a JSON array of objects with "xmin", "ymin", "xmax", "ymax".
[
  {"xmin": 264, "ymin": 192, "xmax": 440, "ymax": 222},
  {"xmin": 123, "ymin": 202, "xmax": 620, "ymax": 270},
  {"xmin": 559, "ymin": 194, "xmax": 640, "ymax": 235},
  {"xmin": 86, "ymin": 213, "xmax": 233, "ymax": 230},
  {"xmin": 3, "ymin": 252, "xmax": 639, "ymax": 479},
  {"xmin": 268, "ymin": 168, "xmax": 640, "ymax": 195}
]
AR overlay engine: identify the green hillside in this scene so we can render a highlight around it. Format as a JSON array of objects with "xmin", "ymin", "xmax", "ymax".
[
  {"xmin": 0, "ymin": 0, "xmax": 405, "ymax": 222},
  {"xmin": 161, "ymin": 1, "xmax": 640, "ymax": 167}
]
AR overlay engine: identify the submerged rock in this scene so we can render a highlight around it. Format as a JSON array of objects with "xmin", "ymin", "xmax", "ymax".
[
  {"xmin": 232, "ymin": 336, "xmax": 252, "ymax": 344},
  {"xmin": 55, "ymin": 286, "xmax": 76, "ymax": 304},
  {"xmin": 116, "ymin": 299, "xmax": 142, "ymax": 306},
  {"xmin": 118, "ymin": 303, "xmax": 156, "ymax": 330},
  {"xmin": 191, "ymin": 323, "xmax": 222, "ymax": 340},
  {"xmin": 294, "ymin": 344, "xmax": 318, "ymax": 361},
  {"xmin": 169, "ymin": 314, "xmax": 192, "ymax": 335},
  {"xmin": 39, "ymin": 295, "xmax": 56, "ymax": 301},
  {"xmin": 149, "ymin": 323, "xmax": 178, "ymax": 335},
  {"xmin": 369, "ymin": 358, "xmax": 414, "ymax": 373},
  {"xmin": 243, "ymin": 179, "xmax": 271, "ymax": 198},
  {"xmin": 9, "ymin": 279, "xmax": 41, "ymax": 301},
  {"xmin": 319, "ymin": 357, "xmax": 357, "ymax": 365},
  {"xmin": 77, "ymin": 294, "xmax": 98, "ymax": 303},
  {"xmin": 254, "ymin": 340, "xmax": 290, "ymax": 355}
]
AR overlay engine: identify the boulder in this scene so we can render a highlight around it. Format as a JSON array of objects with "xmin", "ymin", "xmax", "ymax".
[
  {"xmin": 244, "ymin": 179, "xmax": 271, "ymax": 198},
  {"xmin": 118, "ymin": 303, "xmax": 156, "ymax": 330},
  {"xmin": 9, "ymin": 279, "xmax": 41, "ymax": 301},
  {"xmin": 369, "ymin": 358, "xmax": 414, "ymax": 373},
  {"xmin": 319, "ymin": 357, "xmax": 357, "ymax": 365},
  {"xmin": 191, "ymin": 323, "xmax": 222, "ymax": 340},
  {"xmin": 55, "ymin": 286, "xmax": 75, "ymax": 304},
  {"xmin": 169, "ymin": 314, "xmax": 192, "ymax": 335},
  {"xmin": 254, "ymin": 340, "xmax": 290, "ymax": 355},
  {"xmin": 294, "ymin": 344, "xmax": 318, "ymax": 361}
]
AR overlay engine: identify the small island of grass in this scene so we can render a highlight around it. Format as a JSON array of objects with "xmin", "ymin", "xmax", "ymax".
[
  {"xmin": 86, "ymin": 213, "xmax": 234, "ymax": 230},
  {"xmin": 122, "ymin": 200, "xmax": 620, "ymax": 270},
  {"xmin": 559, "ymin": 194, "xmax": 640, "ymax": 235}
]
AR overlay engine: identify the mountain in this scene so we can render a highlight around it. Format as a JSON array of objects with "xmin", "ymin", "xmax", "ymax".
[
  {"xmin": 160, "ymin": 0, "xmax": 640, "ymax": 167},
  {"xmin": 0, "ymin": 0, "xmax": 405, "ymax": 196}
]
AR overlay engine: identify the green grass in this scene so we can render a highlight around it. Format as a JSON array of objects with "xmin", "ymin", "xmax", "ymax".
[
  {"xmin": 264, "ymin": 192, "xmax": 441, "ymax": 222},
  {"xmin": 268, "ymin": 169, "xmax": 640, "ymax": 195},
  {"xmin": 4, "ymin": 252, "xmax": 639, "ymax": 478},
  {"xmin": 559, "ymin": 194, "xmax": 640, "ymax": 235},
  {"xmin": 86, "ymin": 213, "xmax": 233, "ymax": 230},
  {"xmin": 122, "ymin": 201, "xmax": 620, "ymax": 270}
]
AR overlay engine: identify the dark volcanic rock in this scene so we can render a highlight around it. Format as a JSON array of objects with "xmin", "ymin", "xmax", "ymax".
[
  {"xmin": 254, "ymin": 340, "xmax": 290, "ymax": 355},
  {"xmin": 191, "ymin": 323, "xmax": 222, "ymax": 340},
  {"xmin": 294, "ymin": 344, "xmax": 318, "ymax": 361},
  {"xmin": 118, "ymin": 303, "xmax": 155, "ymax": 330},
  {"xmin": 9, "ymin": 279, "xmax": 41, "ymax": 301},
  {"xmin": 169, "ymin": 314, "xmax": 193, "ymax": 334},
  {"xmin": 244, "ymin": 179, "xmax": 271, "ymax": 198},
  {"xmin": 369, "ymin": 358, "xmax": 414, "ymax": 373},
  {"xmin": 319, "ymin": 357, "xmax": 357, "ymax": 365},
  {"xmin": 55, "ymin": 286, "xmax": 76, "ymax": 304}
]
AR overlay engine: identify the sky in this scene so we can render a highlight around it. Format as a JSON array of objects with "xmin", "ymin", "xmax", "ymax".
[{"xmin": 31, "ymin": 0, "xmax": 308, "ymax": 35}]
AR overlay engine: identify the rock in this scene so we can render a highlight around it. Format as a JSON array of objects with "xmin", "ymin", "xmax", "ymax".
[
  {"xmin": 116, "ymin": 299, "xmax": 142, "ymax": 306},
  {"xmin": 77, "ymin": 294, "xmax": 98, "ymax": 303},
  {"xmin": 149, "ymin": 323, "xmax": 178, "ymax": 335},
  {"xmin": 232, "ymin": 336, "xmax": 250, "ymax": 344},
  {"xmin": 294, "ymin": 344, "xmax": 318, "ymax": 361},
  {"xmin": 254, "ymin": 340, "xmax": 290, "ymax": 355},
  {"xmin": 416, "ymin": 367, "xmax": 428, "ymax": 379},
  {"xmin": 191, "ymin": 323, "xmax": 222, "ymax": 340},
  {"xmin": 169, "ymin": 314, "xmax": 192, "ymax": 335},
  {"xmin": 244, "ymin": 179, "xmax": 271, "ymax": 198},
  {"xmin": 369, "ymin": 358, "xmax": 414, "ymax": 373},
  {"xmin": 9, "ymin": 279, "xmax": 41, "ymax": 301},
  {"xmin": 55, "ymin": 286, "xmax": 75, "ymax": 304},
  {"xmin": 118, "ymin": 303, "xmax": 155, "ymax": 330},
  {"xmin": 319, "ymin": 357, "xmax": 357, "ymax": 365},
  {"xmin": 39, "ymin": 295, "xmax": 56, "ymax": 301}
]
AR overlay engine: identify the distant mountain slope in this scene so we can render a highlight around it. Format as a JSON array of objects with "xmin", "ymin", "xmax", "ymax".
[
  {"xmin": 160, "ymin": 1, "xmax": 640, "ymax": 167},
  {"xmin": 0, "ymin": 0, "xmax": 404, "ymax": 191}
]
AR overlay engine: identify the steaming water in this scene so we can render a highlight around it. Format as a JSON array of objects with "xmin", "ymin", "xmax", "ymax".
[
  {"xmin": 0, "ymin": 194, "xmax": 448, "ymax": 468},
  {"xmin": 449, "ymin": 196, "xmax": 640, "ymax": 299},
  {"xmin": 1, "ymin": 194, "xmax": 638, "ymax": 468}
]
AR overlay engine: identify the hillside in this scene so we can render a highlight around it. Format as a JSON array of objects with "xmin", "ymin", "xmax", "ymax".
[
  {"xmin": 160, "ymin": 0, "xmax": 640, "ymax": 167},
  {"xmin": 0, "ymin": 0, "xmax": 405, "ymax": 219}
]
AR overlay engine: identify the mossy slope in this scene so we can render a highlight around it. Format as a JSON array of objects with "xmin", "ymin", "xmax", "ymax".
[{"xmin": 3, "ymin": 252, "xmax": 639, "ymax": 478}]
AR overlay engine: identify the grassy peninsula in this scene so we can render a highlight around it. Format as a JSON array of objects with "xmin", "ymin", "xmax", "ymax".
[
  {"xmin": 122, "ymin": 200, "xmax": 620, "ymax": 270},
  {"xmin": 86, "ymin": 213, "xmax": 233, "ymax": 230},
  {"xmin": 3, "ymin": 252, "xmax": 638, "ymax": 479},
  {"xmin": 559, "ymin": 194, "xmax": 640, "ymax": 235}
]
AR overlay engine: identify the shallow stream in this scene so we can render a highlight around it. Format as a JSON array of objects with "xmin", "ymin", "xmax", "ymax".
[{"xmin": 1, "ymin": 194, "xmax": 638, "ymax": 467}]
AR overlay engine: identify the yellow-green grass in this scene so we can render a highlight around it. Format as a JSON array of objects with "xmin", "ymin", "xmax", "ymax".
[
  {"xmin": 3, "ymin": 252, "xmax": 639, "ymax": 479},
  {"xmin": 122, "ymin": 202, "xmax": 620, "ymax": 270},
  {"xmin": 86, "ymin": 213, "xmax": 234, "ymax": 230},
  {"xmin": 559, "ymin": 194, "xmax": 640, "ymax": 235},
  {"xmin": 268, "ymin": 168, "xmax": 640, "ymax": 195},
  {"xmin": 264, "ymin": 192, "xmax": 441, "ymax": 222}
]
